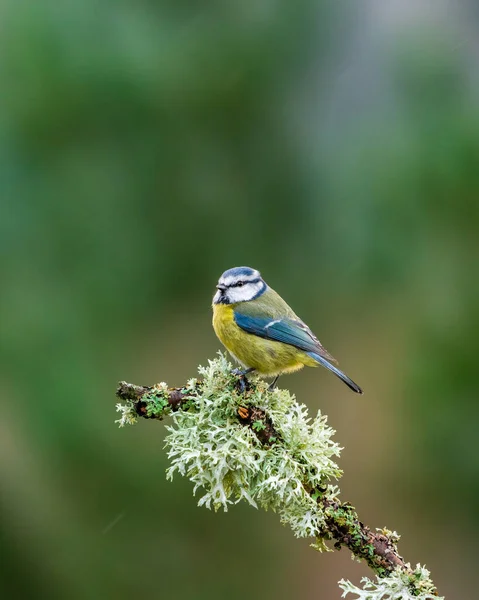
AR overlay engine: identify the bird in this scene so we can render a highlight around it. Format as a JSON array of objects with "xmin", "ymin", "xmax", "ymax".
[{"xmin": 212, "ymin": 266, "xmax": 362, "ymax": 394}]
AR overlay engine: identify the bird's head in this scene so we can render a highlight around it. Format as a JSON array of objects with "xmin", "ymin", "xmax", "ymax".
[{"xmin": 213, "ymin": 266, "xmax": 267, "ymax": 305}]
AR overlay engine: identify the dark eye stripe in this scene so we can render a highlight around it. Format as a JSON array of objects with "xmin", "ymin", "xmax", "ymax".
[{"xmin": 231, "ymin": 278, "xmax": 260, "ymax": 288}]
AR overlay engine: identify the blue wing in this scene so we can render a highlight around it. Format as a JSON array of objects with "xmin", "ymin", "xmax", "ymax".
[
  {"xmin": 234, "ymin": 311, "xmax": 363, "ymax": 394},
  {"xmin": 233, "ymin": 312, "xmax": 336, "ymax": 361}
]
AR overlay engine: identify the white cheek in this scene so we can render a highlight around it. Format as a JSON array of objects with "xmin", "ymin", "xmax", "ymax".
[
  {"xmin": 228, "ymin": 289, "xmax": 244, "ymax": 303},
  {"xmin": 228, "ymin": 282, "xmax": 263, "ymax": 303}
]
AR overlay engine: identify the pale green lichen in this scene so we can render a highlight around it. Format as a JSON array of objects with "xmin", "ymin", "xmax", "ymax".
[
  {"xmin": 116, "ymin": 381, "xmax": 172, "ymax": 426},
  {"xmin": 377, "ymin": 528, "xmax": 401, "ymax": 545},
  {"xmin": 339, "ymin": 564, "xmax": 443, "ymax": 600},
  {"xmin": 143, "ymin": 382, "xmax": 171, "ymax": 418},
  {"xmin": 163, "ymin": 353, "xmax": 342, "ymax": 539},
  {"xmin": 116, "ymin": 354, "xmax": 442, "ymax": 599},
  {"xmin": 115, "ymin": 402, "xmax": 138, "ymax": 427}
]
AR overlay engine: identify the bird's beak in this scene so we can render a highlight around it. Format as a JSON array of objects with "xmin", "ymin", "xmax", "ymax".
[{"xmin": 216, "ymin": 284, "xmax": 226, "ymax": 291}]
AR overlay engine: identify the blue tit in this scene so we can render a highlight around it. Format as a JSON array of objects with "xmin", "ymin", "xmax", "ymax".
[{"xmin": 212, "ymin": 266, "xmax": 362, "ymax": 393}]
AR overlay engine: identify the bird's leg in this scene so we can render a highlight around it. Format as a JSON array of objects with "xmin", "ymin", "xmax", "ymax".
[
  {"xmin": 232, "ymin": 367, "xmax": 255, "ymax": 393},
  {"xmin": 231, "ymin": 367, "xmax": 255, "ymax": 377},
  {"xmin": 268, "ymin": 375, "xmax": 280, "ymax": 391}
]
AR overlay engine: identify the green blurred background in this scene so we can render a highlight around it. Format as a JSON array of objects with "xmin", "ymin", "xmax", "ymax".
[{"xmin": 1, "ymin": 1, "xmax": 477, "ymax": 598}]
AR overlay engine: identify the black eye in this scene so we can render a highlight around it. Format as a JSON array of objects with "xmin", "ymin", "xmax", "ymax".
[{"xmin": 237, "ymin": 282, "xmax": 244, "ymax": 287}]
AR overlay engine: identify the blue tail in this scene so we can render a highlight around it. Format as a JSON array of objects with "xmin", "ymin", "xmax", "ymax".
[{"xmin": 307, "ymin": 352, "xmax": 363, "ymax": 394}]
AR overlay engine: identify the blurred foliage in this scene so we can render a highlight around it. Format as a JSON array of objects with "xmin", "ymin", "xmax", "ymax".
[{"xmin": 1, "ymin": 2, "xmax": 478, "ymax": 599}]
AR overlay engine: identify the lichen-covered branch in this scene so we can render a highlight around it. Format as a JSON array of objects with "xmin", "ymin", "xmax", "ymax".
[
  {"xmin": 116, "ymin": 380, "xmax": 280, "ymax": 445},
  {"xmin": 115, "ymin": 354, "xmax": 442, "ymax": 600}
]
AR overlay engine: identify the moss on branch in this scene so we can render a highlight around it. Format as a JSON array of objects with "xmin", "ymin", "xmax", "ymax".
[{"xmin": 115, "ymin": 354, "xmax": 441, "ymax": 599}]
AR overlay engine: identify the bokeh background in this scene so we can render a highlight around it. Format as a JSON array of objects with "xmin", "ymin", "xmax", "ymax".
[{"xmin": 1, "ymin": 1, "xmax": 478, "ymax": 598}]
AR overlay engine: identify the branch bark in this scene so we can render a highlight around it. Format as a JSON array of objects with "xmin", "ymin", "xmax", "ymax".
[{"xmin": 116, "ymin": 379, "xmax": 421, "ymax": 582}]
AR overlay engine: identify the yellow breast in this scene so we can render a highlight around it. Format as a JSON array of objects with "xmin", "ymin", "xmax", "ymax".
[
  {"xmin": 212, "ymin": 303, "xmax": 239, "ymax": 356},
  {"xmin": 212, "ymin": 303, "xmax": 314, "ymax": 376}
]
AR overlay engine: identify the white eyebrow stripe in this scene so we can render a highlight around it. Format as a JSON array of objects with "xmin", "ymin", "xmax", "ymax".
[{"xmin": 265, "ymin": 319, "xmax": 282, "ymax": 329}]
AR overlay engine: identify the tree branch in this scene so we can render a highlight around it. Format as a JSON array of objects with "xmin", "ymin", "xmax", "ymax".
[
  {"xmin": 116, "ymin": 380, "xmax": 280, "ymax": 445},
  {"xmin": 117, "ymin": 380, "xmax": 409, "ymax": 578},
  {"xmin": 115, "ymin": 357, "xmax": 440, "ymax": 599}
]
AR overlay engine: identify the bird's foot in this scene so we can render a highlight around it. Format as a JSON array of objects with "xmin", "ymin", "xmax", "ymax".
[
  {"xmin": 232, "ymin": 367, "xmax": 254, "ymax": 394},
  {"xmin": 268, "ymin": 375, "xmax": 280, "ymax": 391},
  {"xmin": 231, "ymin": 368, "xmax": 248, "ymax": 376}
]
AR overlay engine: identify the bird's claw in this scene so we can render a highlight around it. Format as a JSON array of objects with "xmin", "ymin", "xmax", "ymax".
[
  {"xmin": 235, "ymin": 374, "xmax": 248, "ymax": 394},
  {"xmin": 268, "ymin": 375, "xmax": 280, "ymax": 391},
  {"xmin": 232, "ymin": 368, "xmax": 252, "ymax": 394}
]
